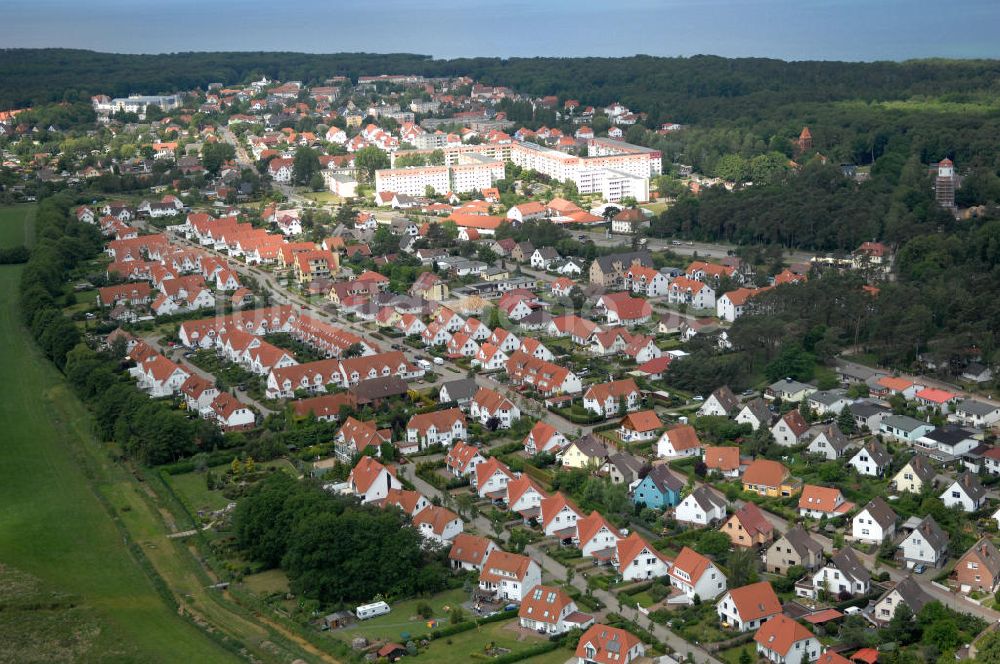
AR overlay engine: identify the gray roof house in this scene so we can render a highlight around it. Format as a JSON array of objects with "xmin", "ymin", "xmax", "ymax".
[
  {"xmin": 873, "ymin": 576, "xmax": 932, "ymax": 623},
  {"xmin": 439, "ymin": 379, "xmax": 480, "ymax": 407}
]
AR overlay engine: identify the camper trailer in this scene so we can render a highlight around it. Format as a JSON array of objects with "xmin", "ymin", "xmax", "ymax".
[{"xmin": 355, "ymin": 601, "xmax": 391, "ymax": 620}]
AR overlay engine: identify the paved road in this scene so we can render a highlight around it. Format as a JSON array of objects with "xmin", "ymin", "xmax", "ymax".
[{"xmin": 219, "ymin": 126, "xmax": 254, "ymax": 169}]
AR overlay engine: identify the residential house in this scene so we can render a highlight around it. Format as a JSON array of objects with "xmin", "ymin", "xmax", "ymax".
[
  {"xmin": 523, "ymin": 421, "xmax": 569, "ymax": 456},
  {"xmin": 765, "ymin": 526, "xmax": 824, "ymax": 575},
  {"xmin": 954, "ymin": 399, "xmax": 1000, "ymax": 428},
  {"xmin": 619, "ymin": 410, "xmax": 662, "ymax": 442},
  {"xmin": 334, "ymin": 417, "xmax": 392, "ymax": 461},
  {"xmin": 716, "ymin": 581, "xmax": 782, "ymax": 632},
  {"xmin": 899, "ymin": 515, "xmax": 949, "ymax": 568},
  {"xmin": 668, "ymin": 546, "xmax": 727, "ymax": 600},
  {"xmin": 470, "ymin": 387, "xmax": 521, "ymax": 429},
  {"xmin": 656, "ymin": 424, "xmax": 703, "ymax": 459},
  {"xmin": 405, "ymin": 408, "xmax": 467, "ymax": 450},
  {"xmin": 381, "ymin": 488, "xmax": 430, "ymax": 518},
  {"xmin": 560, "ymin": 435, "xmax": 612, "ymax": 470},
  {"xmin": 675, "ymin": 485, "xmax": 728, "ymax": 526},
  {"xmin": 478, "ymin": 550, "xmax": 541, "ymax": 603},
  {"xmin": 698, "ymin": 386, "xmax": 741, "ymax": 418},
  {"xmin": 474, "ymin": 457, "xmax": 516, "ymax": 501},
  {"xmin": 518, "ymin": 585, "xmax": 592, "ymax": 635},
  {"xmin": 667, "ymin": 276, "xmax": 716, "ymax": 310},
  {"xmin": 806, "ymin": 390, "xmax": 851, "ymax": 416},
  {"xmin": 507, "ymin": 475, "xmax": 547, "ymax": 519},
  {"xmin": 810, "ymin": 547, "xmax": 871, "ymax": 598},
  {"xmin": 575, "ymin": 512, "xmax": 622, "ymax": 559},
  {"xmin": 766, "ymin": 378, "xmax": 816, "ymax": 403},
  {"xmin": 574, "ymin": 624, "xmax": 645, "ymax": 664},
  {"xmin": 582, "ymin": 379, "xmax": 642, "ymax": 418},
  {"xmin": 873, "ymin": 576, "xmax": 932, "ymax": 624},
  {"xmin": 772, "ymin": 410, "xmax": 810, "ymax": 447},
  {"xmin": 614, "ymin": 532, "xmax": 671, "ymax": 582},
  {"xmin": 589, "ymin": 250, "xmax": 653, "ymax": 288},
  {"xmin": 444, "ymin": 441, "xmax": 486, "ymax": 478},
  {"xmin": 413, "ymin": 506, "xmax": 463, "ymax": 544},
  {"xmin": 848, "ymin": 440, "xmax": 891, "ymax": 476},
  {"xmin": 703, "ymin": 446, "xmax": 743, "ymax": 478},
  {"xmin": 623, "ymin": 265, "xmax": 669, "ymax": 297},
  {"xmin": 722, "ymin": 503, "xmax": 774, "ymax": 549},
  {"xmin": 742, "ymin": 459, "xmax": 798, "ymax": 498},
  {"xmin": 892, "ymin": 454, "xmax": 936, "ymax": 494},
  {"xmin": 505, "ymin": 351, "xmax": 582, "ymax": 396},
  {"xmin": 852, "ymin": 497, "xmax": 897, "ymax": 544},
  {"xmin": 806, "ymin": 424, "xmax": 852, "ymax": 460},
  {"xmin": 596, "ymin": 292, "xmax": 653, "ymax": 326},
  {"xmin": 849, "ymin": 400, "xmax": 891, "ymax": 434},
  {"xmin": 631, "ymin": 465, "xmax": 684, "ymax": 510},
  {"xmin": 798, "ymin": 485, "xmax": 853, "ymax": 519},
  {"xmin": 348, "ymin": 456, "xmax": 401, "ymax": 504},
  {"xmin": 439, "ymin": 378, "xmax": 479, "ymax": 408},
  {"xmin": 940, "ymin": 472, "xmax": 986, "ymax": 512},
  {"xmin": 474, "ymin": 343, "xmax": 510, "ymax": 372},
  {"xmin": 955, "ymin": 538, "xmax": 1000, "ymax": 594},
  {"xmin": 601, "ymin": 453, "xmax": 645, "ymax": 485},
  {"xmin": 919, "ymin": 426, "xmax": 979, "ymax": 459},
  {"xmin": 880, "ymin": 414, "xmax": 934, "ymax": 444},
  {"xmin": 753, "ymin": 615, "xmax": 820, "ymax": 664},
  {"xmin": 540, "ymin": 493, "xmax": 584, "ymax": 540},
  {"xmin": 736, "ymin": 398, "xmax": 773, "ymax": 431}
]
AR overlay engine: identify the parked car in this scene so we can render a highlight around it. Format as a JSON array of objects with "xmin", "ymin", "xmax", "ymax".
[{"xmin": 914, "ymin": 564, "xmax": 926, "ymax": 575}]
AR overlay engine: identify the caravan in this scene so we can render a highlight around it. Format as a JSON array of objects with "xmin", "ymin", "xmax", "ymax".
[{"xmin": 355, "ymin": 601, "xmax": 391, "ymax": 620}]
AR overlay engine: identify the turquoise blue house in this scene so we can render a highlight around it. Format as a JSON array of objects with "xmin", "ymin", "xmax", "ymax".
[{"xmin": 632, "ymin": 465, "xmax": 685, "ymax": 509}]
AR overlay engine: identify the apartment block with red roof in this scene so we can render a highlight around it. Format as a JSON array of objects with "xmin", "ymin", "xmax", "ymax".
[
  {"xmin": 582, "ymin": 378, "xmax": 641, "ymax": 418},
  {"xmin": 405, "ymin": 408, "xmax": 467, "ymax": 450},
  {"xmin": 477, "ymin": 550, "xmax": 541, "ymax": 603},
  {"xmin": 448, "ymin": 533, "xmax": 498, "ymax": 571}
]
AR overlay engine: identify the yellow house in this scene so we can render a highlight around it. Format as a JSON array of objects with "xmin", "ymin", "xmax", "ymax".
[
  {"xmin": 294, "ymin": 251, "xmax": 338, "ymax": 284},
  {"xmin": 483, "ymin": 267, "xmax": 510, "ymax": 282},
  {"xmin": 892, "ymin": 455, "xmax": 936, "ymax": 494},
  {"xmin": 741, "ymin": 459, "xmax": 801, "ymax": 498},
  {"xmin": 560, "ymin": 436, "xmax": 611, "ymax": 470}
]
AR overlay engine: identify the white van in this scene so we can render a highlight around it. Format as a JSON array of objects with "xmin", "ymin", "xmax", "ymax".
[
  {"xmin": 355, "ymin": 601, "xmax": 391, "ymax": 620},
  {"xmin": 417, "ymin": 359, "xmax": 433, "ymax": 371},
  {"xmin": 433, "ymin": 357, "xmax": 445, "ymax": 366}
]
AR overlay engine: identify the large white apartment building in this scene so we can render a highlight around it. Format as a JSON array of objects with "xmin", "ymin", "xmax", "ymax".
[
  {"xmin": 376, "ymin": 152, "xmax": 505, "ymax": 195},
  {"xmin": 389, "ymin": 138, "xmax": 659, "ymax": 203}
]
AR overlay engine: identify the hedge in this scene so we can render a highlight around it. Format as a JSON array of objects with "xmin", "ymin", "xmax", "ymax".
[{"xmin": 427, "ymin": 607, "xmax": 517, "ymax": 640}]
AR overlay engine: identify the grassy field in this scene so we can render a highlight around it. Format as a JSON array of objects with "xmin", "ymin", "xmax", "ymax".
[
  {"xmin": 405, "ymin": 619, "xmax": 553, "ymax": 664},
  {"xmin": 0, "ymin": 205, "xmax": 240, "ymax": 662},
  {"xmin": 167, "ymin": 458, "xmax": 300, "ymax": 514},
  {"xmin": 301, "ymin": 191, "xmax": 342, "ymax": 205},
  {"xmin": 0, "ymin": 202, "xmax": 36, "ymax": 246},
  {"xmin": 337, "ymin": 588, "xmax": 470, "ymax": 642}
]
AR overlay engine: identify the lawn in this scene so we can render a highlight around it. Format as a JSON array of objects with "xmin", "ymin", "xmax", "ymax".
[
  {"xmin": 406, "ymin": 618, "xmax": 554, "ymax": 663},
  {"xmin": 301, "ymin": 191, "xmax": 343, "ymax": 205},
  {"xmin": 0, "ymin": 221, "xmax": 240, "ymax": 661},
  {"xmin": 241, "ymin": 568, "xmax": 291, "ymax": 596},
  {"xmin": 167, "ymin": 458, "xmax": 301, "ymax": 514},
  {"xmin": 0, "ymin": 202, "xmax": 36, "ymax": 246},
  {"xmin": 337, "ymin": 588, "xmax": 470, "ymax": 642}
]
